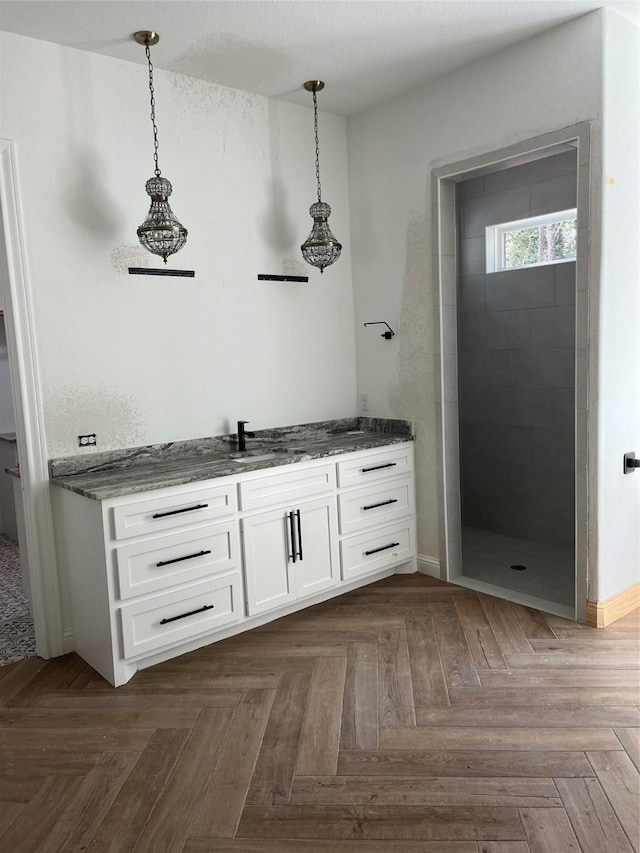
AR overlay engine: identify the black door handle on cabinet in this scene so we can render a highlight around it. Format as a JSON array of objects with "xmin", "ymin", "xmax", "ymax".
[
  {"xmin": 287, "ymin": 511, "xmax": 297, "ymax": 563},
  {"xmin": 156, "ymin": 549, "xmax": 212, "ymax": 568},
  {"xmin": 296, "ymin": 509, "xmax": 303, "ymax": 560},
  {"xmin": 364, "ymin": 542, "xmax": 400, "ymax": 556},
  {"xmin": 152, "ymin": 503, "xmax": 209, "ymax": 519},
  {"xmin": 159, "ymin": 604, "xmax": 214, "ymax": 625},
  {"xmin": 361, "ymin": 462, "xmax": 397, "ymax": 473},
  {"xmin": 362, "ymin": 499, "xmax": 398, "ymax": 511}
]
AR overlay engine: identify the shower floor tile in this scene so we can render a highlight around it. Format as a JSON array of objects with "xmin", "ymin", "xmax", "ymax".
[{"xmin": 462, "ymin": 526, "xmax": 574, "ymax": 608}]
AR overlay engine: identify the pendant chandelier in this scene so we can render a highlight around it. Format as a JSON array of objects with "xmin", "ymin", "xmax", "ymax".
[
  {"xmin": 300, "ymin": 81, "xmax": 342, "ymax": 274},
  {"xmin": 133, "ymin": 31, "xmax": 187, "ymax": 264}
]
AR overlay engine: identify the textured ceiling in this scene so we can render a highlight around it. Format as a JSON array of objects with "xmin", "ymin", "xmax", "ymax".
[{"xmin": 0, "ymin": 0, "xmax": 635, "ymax": 116}]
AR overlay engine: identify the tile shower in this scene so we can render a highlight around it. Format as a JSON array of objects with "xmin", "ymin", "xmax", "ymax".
[{"xmin": 456, "ymin": 151, "xmax": 577, "ymax": 608}]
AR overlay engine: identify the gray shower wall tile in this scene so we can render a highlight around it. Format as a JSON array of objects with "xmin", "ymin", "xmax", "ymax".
[
  {"xmin": 508, "ymin": 464, "xmax": 575, "ymax": 510},
  {"xmin": 464, "ymin": 494, "xmax": 539, "ymax": 542},
  {"xmin": 459, "ymin": 349, "xmax": 512, "ymax": 388},
  {"xmin": 524, "ymin": 503, "xmax": 575, "ymax": 548},
  {"xmin": 553, "ymin": 150, "xmax": 578, "ymax": 177},
  {"xmin": 483, "ymin": 157, "xmax": 557, "ymax": 196},
  {"xmin": 530, "ymin": 306, "xmax": 575, "ymax": 348},
  {"xmin": 504, "ymin": 388, "xmax": 560, "ymax": 429},
  {"xmin": 461, "ymin": 422, "xmax": 532, "ymax": 465},
  {"xmin": 465, "ymin": 494, "xmax": 574, "ymax": 548},
  {"xmin": 555, "ymin": 262, "xmax": 576, "ymax": 306},
  {"xmin": 459, "ymin": 309, "xmax": 530, "ymax": 350},
  {"xmin": 555, "ymin": 389, "xmax": 576, "ymax": 430},
  {"xmin": 458, "ymin": 386, "xmax": 495, "ymax": 425},
  {"xmin": 460, "ymin": 386, "xmax": 563, "ymax": 430},
  {"xmin": 485, "ymin": 266, "xmax": 555, "ymax": 312},
  {"xmin": 458, "ymin": 176, "xmax": 485, "ymax": 201},
  {"xmin": 460, "ymin": 237, "xmax": 486, "ymax": 277},
  {"xmin": 462, "ymin": 185, "xmax": 530, "ymax": 238},
  {"xmin": 463, "ymin": 493, "xmax": 516, "ymax": 536},
  {"xmin": 508, "ymin": 347, "xmax": 575, "ymax": 389},
  {"xmin": 458, "ymin": 275, "xmax": 486, "ymax": 313},
  {"xmin": 530, "ymin": 428, "xmax": 575, "ymax": 471},
  {"xmin": 477, "ymin": 387, "xmax": 568, "ymax": 429},
  {"xmin": 530, "ymin": 174, "xmax": 577, "ymax": 217},
  {"xmin": 462, "ymin": 458, "xmax": 511, "ymax": 500}
]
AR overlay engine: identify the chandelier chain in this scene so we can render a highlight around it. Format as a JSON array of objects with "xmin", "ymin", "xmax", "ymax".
[
  {"xmin": 313, "ymin": 88, "xmax": 322, "ymax": 203},
  {"xmin": 145, "ymin": 41, "xmax": 161, "ymax": 178}
]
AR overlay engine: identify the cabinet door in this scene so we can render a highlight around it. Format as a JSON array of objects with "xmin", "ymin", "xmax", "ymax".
[
  {"xmin": 242, "ymin": 498, "xmax": 338, "ymax": 616},
  {"xmin": 242, "ymin": 508, "xmax": 296, "ymax": 616},
  {"xmin": 294, "ymin": 498, "xmax": 339, "ymax": 600}
]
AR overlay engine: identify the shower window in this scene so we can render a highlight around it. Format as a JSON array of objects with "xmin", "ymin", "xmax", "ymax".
[{"xmin": 486, "ymin": 209, "xmax": 577, "ymax": 273}]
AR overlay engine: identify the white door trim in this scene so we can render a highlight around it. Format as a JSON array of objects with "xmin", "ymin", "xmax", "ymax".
[
  {"xmin": 431, "ymin": 123, "xmax": 593, "ymax": 624},
  {"xmin": 0, "ymin": 139, "xmax": 64, "ymax": 658}
]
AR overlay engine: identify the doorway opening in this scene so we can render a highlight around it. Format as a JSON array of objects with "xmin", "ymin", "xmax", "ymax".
[
  {"xmin": 432, "ymin": 124, "xmax": 591, "ymax": 621},
  {"xmin": 0, "ymin": 310, "xmax": 36, "ymax": 663},
  {"xmin": 0, "ymin": 139, "xmax": 64, "ymax": 661}
]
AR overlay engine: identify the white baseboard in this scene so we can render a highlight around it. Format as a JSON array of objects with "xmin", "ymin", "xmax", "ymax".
[{"xmin": 417, "ymin": 554, "xmax": 441, "ymax": 579}]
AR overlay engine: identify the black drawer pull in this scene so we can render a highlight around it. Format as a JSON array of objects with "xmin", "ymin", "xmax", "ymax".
[
  {"xmin": 364, "ymin": 542, "xmax": 400, "ymax": 556},
  {"xmin": 287, "ymin": 511, "xmax": 297, "ymax": 563},
  {"xmin": 160, "ymin": 604, "xmax": 214, "ymax": 625},
  {"xmin": 152, "ymin": 503, "xmax": 209, "ymax": 519},
  {"xmin": 363, "ymin": 498, "xmax": 398, "ymax": 511},
  {"xmin": 296, "ymin": 509, "xmax": 303, "ymax": 561},
  {"xmin": 156, "ymin": 549, "xmax": 212, "ymax": 568},
  {"xmin": 361, "ymin": 462, "xmax": 397, "ymax": 473}
]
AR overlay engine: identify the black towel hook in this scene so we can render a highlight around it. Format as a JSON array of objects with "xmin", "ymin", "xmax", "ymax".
[{"xmin": 364, "ymin": 321, "xmax": 395, "ymax": 340}]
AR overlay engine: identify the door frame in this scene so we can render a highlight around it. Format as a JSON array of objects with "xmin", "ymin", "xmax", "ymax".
[
  {"xmin": 0, "ymin": 139, "xmax": 64, "ymax": 658},
  {"xmin": 431, "ymin": 122, "xmax": 593, "ymax": 622}
]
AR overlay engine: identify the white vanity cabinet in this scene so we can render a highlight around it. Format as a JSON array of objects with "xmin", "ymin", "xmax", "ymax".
[
  {"xmin": 239, "ymin": 461, "xmax": 339, "ymax": 615},
  {"xmin": 53, "ymin": 477, "xmax": 244, "ymax": 687},
  {"xmin": 337, "ymin": 445, "xmax": 416, "ymax": 581},
  {"xmin": 242, "ymin": 497, "xmax": 339, "ymax": 615},
  {"xmin": 52, "ymin": 441, "xmax": 415, "ymax": 687}
]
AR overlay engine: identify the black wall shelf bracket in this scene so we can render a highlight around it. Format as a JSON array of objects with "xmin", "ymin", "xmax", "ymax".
[
  {"xmin": 128, "ymin": 267, "xmax": 195, "ymax": 277},
  {"xmin": 258, "ymin": 274, "xmax": 309, "ymax": 282},
  {"xmin": 364, "ymin": 321, "xmax": 395, "ymax": 340}
]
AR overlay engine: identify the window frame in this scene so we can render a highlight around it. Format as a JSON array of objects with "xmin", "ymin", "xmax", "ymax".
[{"xmin": 485, "ymin": 208, "xmax": 577, "ymax": 274}]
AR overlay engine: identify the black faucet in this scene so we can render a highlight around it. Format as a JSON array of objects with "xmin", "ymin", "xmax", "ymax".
[{"xmin": 237, "ymin": 420, "xmax": 255, "ymax": 452}]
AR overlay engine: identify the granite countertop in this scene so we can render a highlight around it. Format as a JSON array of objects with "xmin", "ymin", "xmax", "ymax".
[{"xmin": 50, "ymin": 417, "xmax": 414, "ymax": 501}]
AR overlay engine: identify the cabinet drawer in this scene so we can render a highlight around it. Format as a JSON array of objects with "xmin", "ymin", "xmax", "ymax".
[
  {"xmin": 119, "ymin": 573, "xmax": 243, "ymax": 659},
  {"xmin": 111, "ymin": 483, "xmax": 237, "ymax": 541},
  {"xmin": 338, "ymin": 479, "xmax": 412, "ymax": 535},
  {"xmin": 239, "ymin": 463, "xmax": 335, "ymax": 511},
  {"xmin": 115, "ymin": 522, "xmax": 240, "ymax": 600},
  {"xmin": 340, "ymin": 521, "xmax": 415, "ymax": 581},
  {"xmin": 337, "ymin": 445, "xmax": 413, "ymax": 488}
]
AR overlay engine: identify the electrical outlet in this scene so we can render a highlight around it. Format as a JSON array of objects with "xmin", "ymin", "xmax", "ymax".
[
  {"xmin": 78, "ymin": 434, "xmax": 97, "ymax": 447},
  {"xmin": 360, "ymin": 393, "xmax": 370, "ymax": 412}
]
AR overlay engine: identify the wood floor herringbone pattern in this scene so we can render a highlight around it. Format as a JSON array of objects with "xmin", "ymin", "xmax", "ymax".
[{"xmin": 0, "ymin": 574, "xmax": 638, "ymax": 852}]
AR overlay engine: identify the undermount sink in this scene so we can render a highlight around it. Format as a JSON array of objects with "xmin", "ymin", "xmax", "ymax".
[
  {"xmin": 231, "ymin": 451, "xmax": 290, "ymax": 463},
  {"xmin": 230, "ymin": 447, "xmax": 308, "ymax": 463}
]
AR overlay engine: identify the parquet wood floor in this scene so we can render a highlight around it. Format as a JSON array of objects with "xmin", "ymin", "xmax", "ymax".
[{"xmin": 0, "ymin": 574, "xmax": 638, "ymax": 852}]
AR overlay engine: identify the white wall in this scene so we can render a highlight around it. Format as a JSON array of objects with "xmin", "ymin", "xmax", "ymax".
[
  {"xmin": 596, "ymin": 9, "xmax": 640, "ymax": 600},
  {"xmin": 0, "ymin": 32, "xmax": 356, "ymax": 458},
  {"xmin": 348, "ymin": 13, "xmax": 603, "ymax": 568}
]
